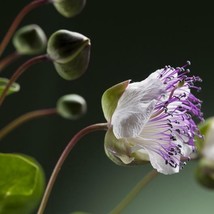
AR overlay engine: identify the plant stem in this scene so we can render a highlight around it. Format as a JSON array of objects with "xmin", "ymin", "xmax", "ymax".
[
  {"xmin": 0, "ymin": 54, "xmax": 50, "ymax": 106},
  {"xmin": 0, "ymin": 51, "xmax": 21, "ymax": 72},
  {"xmin": 0, "ymin": 108, "xmax": 57, "ymax": 140},
  {"xmin": 110, "ymin": 169, "xmax": 158, "ymax": 214},
  {"xmin": 0, "ymin": 0, "xmax": 51, "ymax": 56},
  {"xmin": 37, "ymin": 123, "xmax": 108, "ymax": 214}
]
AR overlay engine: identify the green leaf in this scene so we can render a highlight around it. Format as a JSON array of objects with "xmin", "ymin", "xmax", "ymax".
[
  {"xmin": 0, "ymin": 78, "xmax": 20, "ymax": 96},
  {"xmin": 101, "ymin": 80, "xmax": 130, "ymax": 121},
  {"xmin": 0, "ymin": 153, "xmax": 45, "ymax": 214}
]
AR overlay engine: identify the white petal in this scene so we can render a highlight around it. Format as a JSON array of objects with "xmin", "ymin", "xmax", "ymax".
[
  {"xmin": 112, "ymin": 101, "xmax": 156, "ymax": 138},
  {"xmin": 111, "ymin": 70, "xmax": 166, "ymax": 139},
  {"xmin": 146, "ymin": 149, "xmax": 179, "ymax": 175}
]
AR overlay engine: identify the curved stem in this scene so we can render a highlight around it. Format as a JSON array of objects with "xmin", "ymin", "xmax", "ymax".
[
  {"xmin": 0, "ymin": 54, "xmax": 50, "ymax": 106},
  {"xmin": 0, "ymin": 51, "xmax": 21, "ymax": 72},
  {"xmin": 0, "ymin": 0, "xmax": 51, "ymax": 56},
  {"xmin": 37, "ymin": 123, "xmax": 108, "ymax": 214},
  {"xmin": 0, "ymin": 108, "xmax": 57, "ymax": 140},
  {"xmin": 110, "ymin": 169, "xmax": 158, "ymax": 214}
]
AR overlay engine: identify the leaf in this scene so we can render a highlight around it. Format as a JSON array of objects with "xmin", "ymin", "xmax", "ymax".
[
  {"xmin": 0, "ymin": 78, "xmax": 20, "ymax": 96},
  {"xmin": 101, "ymin": 80, "xmax": 130, "ymax": 121},
  {"xmin": 0, "ymin": 153, "xmax": 45, "ymax": 214}
]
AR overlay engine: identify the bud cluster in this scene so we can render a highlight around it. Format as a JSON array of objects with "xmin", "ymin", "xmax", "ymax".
[{"xmin": 0, "ymin": 0, "xmax": 89, "ymax": 213}]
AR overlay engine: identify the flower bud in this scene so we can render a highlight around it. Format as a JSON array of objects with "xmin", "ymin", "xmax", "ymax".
[
  {"xmin": 13, "ymin": 24, "xmax": 47, "ymax": 55},
  {"xmin": 53, "ymin": 0, "xmax": 86, "ymax": 18},
  {"xmin": 196, "ymin": 117, "xmax": 214, "ymax": 159},
  {"xmin": 47, "ymin": 30, "xmax": 90, "ymax": 80},
  {"xmin": 57, "ymin": 94, "xmax": 87, "ymax": 119},
  {"xmin": 104, "ymin": 128, "xmax": 149, "ymax": 166},
  {"xmin": 195, "ymin": 158, "xmax": 214, "ymax": 189},
  {"xmin": 0, "ymin": 77, "xmax": 20, "ymax": 96}
]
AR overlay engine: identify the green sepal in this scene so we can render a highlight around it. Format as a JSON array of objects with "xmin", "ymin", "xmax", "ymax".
[
  {"xmin": 101, "ymin": 80, "xmax": 130, "ymax": 122},
  {"xmin": 0, "ymin": 78, "xmax": 20, "ymax": 96},
  {"xmin": 53, "ymin": 0, "xmax": 86, "ymax": 18},
  {"xmin": 104, "ymin": 128, "xmax": 149, "ymax": 166},
  {"xmin": 0, "ymin": 153, "xmax": 45, "ymax": 214}
]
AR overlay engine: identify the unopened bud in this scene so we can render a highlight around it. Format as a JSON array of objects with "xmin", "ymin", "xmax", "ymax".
[
  {"xmin": 47, "ymin": 30, "xmax": 90, "ymax": 80},
  {"xmin": 13, "ymin": 24, "xmax": 47, "ymax": 55},
  {"xmin": 57, "ymin": 94, "xmax": 87, "ymax": 119},
  {"xmin": 196, "ymin": 117, "xmax": 214, "ymax": 159},
  {"xmin": 195, "ymin": 158, "xmax": 214, "ymax": 189},
  {"xmin": 53, "ymin": 0, "xmax": 86, "ymax": 18}
]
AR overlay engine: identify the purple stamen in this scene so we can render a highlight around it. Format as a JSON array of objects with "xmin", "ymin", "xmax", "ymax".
[{"xmin": 147, "ymin": 61, "xmax": 203, "ymax": 170}]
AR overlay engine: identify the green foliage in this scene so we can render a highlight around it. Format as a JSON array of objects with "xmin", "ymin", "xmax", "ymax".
[
  {"xmin": 0, "ymin": 153, "xmax": 45, "ymax": 214},
  {"xmin": 0, "ymin": 78, "xmax": 20, "ymax": 96}
]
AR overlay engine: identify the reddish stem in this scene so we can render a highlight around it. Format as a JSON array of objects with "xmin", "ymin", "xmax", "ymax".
[
  {"xmin": 0, "ymin": 108, "xmax": 57, "ymax": 140},
  {"xmin": 37, "ymin": 123, "xmax": 108, "ymax": 214},
  {"xmin": 0, "ymin": 54, "xmax": 50, "ymax": 106},
  {"xmin": 0, "ymin": 51, "xmax": 21, "ymax": 72},
  {"xmin": 0, "ymin": 0, "xmax": 51, "ymax": 56}
]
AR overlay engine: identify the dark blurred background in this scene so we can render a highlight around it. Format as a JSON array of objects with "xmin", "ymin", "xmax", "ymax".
[{"xmin": 0, "ymin": 1, "xmax": 214, "ymax": 214}]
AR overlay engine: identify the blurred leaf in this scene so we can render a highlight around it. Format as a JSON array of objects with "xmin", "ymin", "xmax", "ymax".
[
  {"xmin": 0, "ymin": 78, "xmax": 20, "ymax": 96},
  {"xmin": 0, "ymin": 153, "xmax": 45, "ymax": 214}
]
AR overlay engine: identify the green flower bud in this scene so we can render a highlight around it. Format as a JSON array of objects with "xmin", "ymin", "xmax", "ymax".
[
  {"xmin": 47, "ymin": 30, "xmax": 90, "ymax": 80},
  {"xmin": 53, "ymin": 0, "xmax": 86, "ymax": 18},
  {"xmin": 196, "ymin": 117, "xmax": 214, "ymax": 158},
  {"xmin": 57, "ymin": 94, "xmax": 87, "ymax": 119},
  {"xmin": 0, "ymin": 77, "xmax": 20, "ymax": 96},
  {"xmin": 195, "ymin": 158, "xmax": 214, "ymax": 189},
  {"xmin": 104, "ymin": 128, "xmax": 149, "ymax": 166},
  {"xmin": 13, "ymin": 24, "xmax": 47, "ymax": 55}
]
